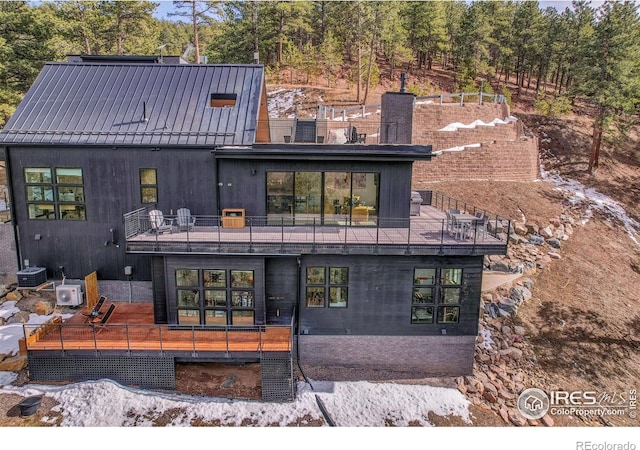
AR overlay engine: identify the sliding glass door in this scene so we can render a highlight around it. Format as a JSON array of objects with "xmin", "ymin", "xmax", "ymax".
[{"xmin": 267, "ymin": 171, "xmax": 378, "ymax": 224}]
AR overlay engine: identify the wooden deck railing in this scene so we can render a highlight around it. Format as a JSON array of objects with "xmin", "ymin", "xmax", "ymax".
[{"xmin": 24, "ymin": 322, "xmax": 293, "ymax": 356}]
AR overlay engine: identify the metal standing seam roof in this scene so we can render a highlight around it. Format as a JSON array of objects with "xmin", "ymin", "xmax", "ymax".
[{"xmin": 0, "ymin": 63, "xmax": 265, "ymax": 147}]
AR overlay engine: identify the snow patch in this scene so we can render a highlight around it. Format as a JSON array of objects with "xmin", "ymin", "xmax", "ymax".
[
  {"xmin": 540, "ymin": 165, "xmax": 640, "ymax": 246},
  {"xmin": 439, "ymin": 116, "xmax": 517, "ymax": 132},
  {"xmin": 478, "ymin": 329, "xmax": 495, "ymax": 350}
]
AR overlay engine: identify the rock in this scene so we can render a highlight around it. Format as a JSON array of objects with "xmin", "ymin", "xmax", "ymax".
[
  {"xmin": 509, "ymin": 409, "xmax": 528, "ymax": 426},
  {"xmin": 546, "ymin": 238, "xmax": 561, "ymax": 249},
  {"xmin": 35, "ymin": 300, "xmax": 54, "ymax": 315},
  {"xmin": 513, "ymin": 326, "xmax": 526, "ymax": 336},
  {"xmin": 521, "ymin": 278, "xmax": 535, "ymax": 290},
  {"xmin": 548, "ymin": 252, "xmax": 561, "ymax": 259},
  {"xmin": 509, "ymin": 347, "xmax": 523, "ymax": 360},
  {"xmin": 501, "ymin": 325, "xmax": 512, "ymax": 335},
  {"xmin": 483, "ymin": 390, "xmax": 498, "ymax": 403},
  {"xmin": 510, "ymin": 286, "xmax": 532, "ymax": 305},
  {"xmin": 474, "ymin": 371, "xmax": 489, "ymax": 383},
  {"xmin": 5, "ymin": 290, "xmax": 22, "ymax": 301},
  {"xmin": 489, "ymin": 261, "xmax": 510, "ymax": 273},
  {"xmin": 527, "ymin": 419, "xmax": 540, "ymax": 426},
  {"xmin": 0, "ymin": 355, "xmax": 28, "ymax": 372},
  {"xmin": 499, "ymin": 407, "xmax": 510, "ymax": 424},
  {"xmin": 0, "ymin": 317, "xmax": 5, "ymax": 326},
  {"xmin": 457, "ymin": 383, "xmax": 467, "ymax": 395},
  {"xmin": 514, "ymin": 223, "xmax": 528, "ymax": 236},
  {"xmin": 525, "ymin": 223, "xmax": 539, "ymax": 235},
  {"xmin": 564, "ymin": 223, "xmax": 574, "ymax": 235},
  {"xmin": 541, "ymin": 414, "xmax": 555, "ymax": 427},
  {"xmin": 498, "ymin": 299, "xmax": 518, "ymax": 314},
  {"xmin": 539, "ymin": 226, "xmax": 554, "ymax": 238},
  {"xmin": 510, "ymin": 234, "xmax": 529, "ymax": 245},
  {"xmin": 529, "ymin": 234, "xmax": 544, "ymax": 245},
  {"xmin": 7, "ymin": 311, "xmax": 30, "ymax": 324},
  {"xmin": 0, "ymin": 284, "xmax": 11, "ymax": 298}
]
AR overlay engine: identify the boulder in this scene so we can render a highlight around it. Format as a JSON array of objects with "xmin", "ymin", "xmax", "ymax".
[
  {"xmin": 5, "ymin": 290, "xmax": 22, "ymax": 301},
  {"xmin": 490, "ymin": 261, "xmax": 510, "ymax": 273},
  {"xmin": 541, "ymin": 414, "xmax": 555, "ymax": 427},
  {"xmin": 35, "ymin": 300, "xmax": 54, "ymax": 316},
  {"xmin": 539, "ymin": 226, "xmax": 554, "ymax": 239},
  {"xmin": 546, "ymin": 238, "xmax": 561, "ymax": 249},
  {"xmin": 510, "ymin": 286, "xmax": 532, "ymax": 305},
  {"xmin": 514, "ymin": 223, "xmax": 528, "ymax": 236},
  {"xmin": 0, "ymin": 355, "xmax": 28, "ymax": 371},
  {"xmin": 548, "ymin": 252, "xmax": 561, "ymax": 259},
  {"xmin": 529, "ymin": 234, "xmax": 545, "ymax": 245},
  {"xmin": 509, "ymin": 409, "xmax": 528, "ymax": 426},
  {"xmin": 7, "ymin": 311, "xmax": 31, "ymax": 324},
  {"xmin": 513, "ymin": 326, "xmax": 527, "ymax": 336},
  {"xmin": 525, "ymin": 223, "xmax": 539, "ymax": 235},
  {"xmin": 564, "ymin": 223, "xmax": 574, "ymax": 235}
]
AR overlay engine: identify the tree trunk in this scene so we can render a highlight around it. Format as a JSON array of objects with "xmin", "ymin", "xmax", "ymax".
[
  {"xmin": 193, "ymin": 2, "xmax": 200, "ymax": 64},
  {"xmin": 356, "ymin": 1, "xmax": 361, "ymax": 103},
  {"xmin": 363, "ymin": 35, "xmax": 375, "ymax": 104},
  {"xmin": 277, "ymin": 10, "xmax": 284, "ymax": 64},
  {"xmin": 588, "ymin": 110, "xmax": 604, "ymax": 174}
]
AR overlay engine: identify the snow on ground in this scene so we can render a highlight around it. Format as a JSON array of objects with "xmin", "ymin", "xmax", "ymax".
[
  {"xmin": 0, "ymin": 302, "xmax": 73, "ymax": 357},
  {"xmin": 438, "ymin": 117, "xmax": 518, "ymax": 132},
  {"xmin": 540, "ymin": 165, "xmax": 640, "ymax": 246},
  {"xmin": 0, "ymin": 377, "xmax": 471, "ymax": 427},
  {"xmin": 432, "ymin": 143, "xmax": 481, "ymax": 155},
  {"xmin": 268, "ymin": 88, "xmax": 305, "ymax": 118}
]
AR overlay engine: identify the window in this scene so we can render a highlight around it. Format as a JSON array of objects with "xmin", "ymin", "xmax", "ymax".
[
  {"xmin": 25, "ymin": 167, "xmax": 85, "ymax": 220},
  {"xmin": 210, "ymin": 93, "xmax": 237, "ymax": 108},
  {"xmin": 411, "ymin": 268, "xmax": 462, "ymax": 324},
  {"xmin": 306, "ymin": 266, "xmax": 348, "ymax": 308},
  {"xmin": 140, "ymin": 168, "xmax": 157, "ymax": 204},
  {"xmin": 266, "ymin": 171, "xmax": 379, "ymax": 224},
  {"xmin": 175, "ymin": 268, "xmax": 255, "ymax": 325}
]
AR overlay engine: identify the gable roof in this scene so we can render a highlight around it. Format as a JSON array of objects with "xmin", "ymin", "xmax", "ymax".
[{"xmin": 0, "ymin": 63, "xmax": 266, "ymax": 147}]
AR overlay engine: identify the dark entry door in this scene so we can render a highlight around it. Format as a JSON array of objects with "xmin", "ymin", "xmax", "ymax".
[{"xmin": 265, "ymin": 257, "xmax": 298, "ymax": 325}]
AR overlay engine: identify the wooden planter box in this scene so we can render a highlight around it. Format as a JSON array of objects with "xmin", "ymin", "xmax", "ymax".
[{"xmin": 222, "ymin": 208, "xmax": 246, "ymax": 228}]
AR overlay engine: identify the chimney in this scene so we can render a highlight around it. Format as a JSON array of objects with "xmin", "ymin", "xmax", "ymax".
[{"xmin": 380, "ymin": 74, "xmax": 416, "ymax": 144}]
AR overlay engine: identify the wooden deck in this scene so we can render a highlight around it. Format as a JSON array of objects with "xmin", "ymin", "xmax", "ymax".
[{"xmin": 25, "ymin": 303, "xmax": 292, "ymax": 354}]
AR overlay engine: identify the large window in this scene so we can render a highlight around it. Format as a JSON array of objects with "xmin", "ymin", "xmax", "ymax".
[
  {"xmin": 176, "ymin": 268, "xmax": 255, "ymax": 325},
  {"xmin": 305, "ymin": 266, "xmax": 348, "ymax": 308},
  {"xmin": 140, "ymin": 168, "xmax": 158, "ymax": 204},
  {"xmin": 411, "ymin": 268, "xmax": 463, "ymax": 324},
  {"xmin": 267, "ymin": 171, "xmax": 378, "ymax": 224},
  {"xmin": 25, "ymin": 167, "xmax": 85, "ymax": 220}
]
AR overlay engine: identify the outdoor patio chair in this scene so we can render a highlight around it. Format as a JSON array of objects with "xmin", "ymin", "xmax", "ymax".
[
  {"xmin": 474, "ymin": 213, "xmax": 489, "ymax": 239},
  {"xmin": 82, "ymin": 295, "xmax": 106, "ymax": 321},
  {"xmin": 177, "ymin": 208, "xmax": 196, "ymax": 232},
  {"xmin": 149, "ymin": 209, "xmax": 174, "ymax": 234},
  {"xmin": 90, "ymin": 303, "xmax": 116, "ymax": 326}
]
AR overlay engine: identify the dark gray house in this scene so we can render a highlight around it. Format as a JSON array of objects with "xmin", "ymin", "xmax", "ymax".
[{"xmin": 0, "ymin": 56, "xmax": 509, "ymax": 399}]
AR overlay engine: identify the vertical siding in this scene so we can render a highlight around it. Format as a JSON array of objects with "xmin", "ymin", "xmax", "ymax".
[{"xmin": 298, "ymin": 254, "xmax": 483, "ymax": 337}]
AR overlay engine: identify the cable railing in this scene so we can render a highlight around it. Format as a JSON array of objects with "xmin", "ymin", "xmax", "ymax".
[
  {"xmin": 123, "ymin": 208, "xmax": 510, "ymax": 255},
  {"xmin": 23, "ymin": 320, "xmax": 293, "ymax": 356}
]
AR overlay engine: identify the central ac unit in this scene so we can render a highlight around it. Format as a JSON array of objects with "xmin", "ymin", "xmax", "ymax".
[{"xmin": 55, "ymin": 284, "xmax": 83, "ymax": 307}]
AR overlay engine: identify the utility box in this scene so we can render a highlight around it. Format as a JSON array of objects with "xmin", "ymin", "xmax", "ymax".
[
  {"xmin": 16, "ymin": 267, "xmax": 47, "ymax": 288},
  {"xmin": 222, "ymin": 208, "xmax": 246, "ymax": 228}
]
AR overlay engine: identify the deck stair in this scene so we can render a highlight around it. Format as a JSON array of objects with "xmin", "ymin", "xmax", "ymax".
[{"xmin": 260, "ymin": 352, "xmax": 295, "ymax": 402}]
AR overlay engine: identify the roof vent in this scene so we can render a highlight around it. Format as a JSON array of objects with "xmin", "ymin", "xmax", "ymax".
[
  {"xmin": 142, "ymin": 101, "xmax": 149, "ymax": 122},
  {"xmin": 400, "ymin": 73, "xmax": 407, "ymax": 93}
]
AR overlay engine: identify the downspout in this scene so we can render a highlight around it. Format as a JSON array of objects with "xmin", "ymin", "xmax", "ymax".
[
  {"xmin": 294, "ymin": 255, "xmax": 313, "ymax": 389},
  {"xmin": 4, "ymin": 148, "xmax": 23, "ymax": 271},
  {"xmin": 212, "ymin": 148, "xmax": 221, "ymax": 216}
]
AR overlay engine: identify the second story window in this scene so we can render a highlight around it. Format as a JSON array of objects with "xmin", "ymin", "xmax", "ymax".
[
  {"xmin": 140, "ymin": 168, "xmax": 157, "ymax": 204},
  {"xmin": 25, "ymin": 167, "xmax": 85, "ymax": 220}
]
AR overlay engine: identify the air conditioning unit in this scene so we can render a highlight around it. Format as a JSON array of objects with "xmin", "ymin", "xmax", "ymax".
[{"xmin": 55, "ymin": 284, "xmax": 83, "ymax": 307}]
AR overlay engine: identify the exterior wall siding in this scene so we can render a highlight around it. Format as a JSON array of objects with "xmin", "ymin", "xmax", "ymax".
[
  {"xmin": 298, "ymin": 254, "xmax": 483, "ymax": 337},
  {"xmin": 7, "ymin": 146, "xmax": 218, "ymax": 280},
  {"xmin": 299, "ymin": 334, "xmax": 476, "ymax": 377}
]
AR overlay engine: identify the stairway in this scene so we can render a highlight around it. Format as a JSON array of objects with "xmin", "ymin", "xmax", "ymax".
[{"xmin": 261, "ymin": 352, "xmax": 295, "ymax": 402}]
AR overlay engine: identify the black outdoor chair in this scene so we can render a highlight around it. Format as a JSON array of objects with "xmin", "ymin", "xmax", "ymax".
[{"xmin": 82, "ymin": 295, "xmax": 107, "ymax": 321}]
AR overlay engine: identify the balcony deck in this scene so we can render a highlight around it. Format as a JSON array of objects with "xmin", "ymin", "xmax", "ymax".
[
  {"xmin": 24, "ymin": 303, "xmax": 292, "ymax": 359},
  {"xmin": 124, "ymin": 205, "xmax": 510, "ymax": 256}
]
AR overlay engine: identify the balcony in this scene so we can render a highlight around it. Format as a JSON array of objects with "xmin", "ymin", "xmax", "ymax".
[
  {"xmin": 24, "ymin": 303, "xmax": 293, "ymax": 359},
  {"xmin": 124, "ymin": 197, "xmax": 510, "ymax": 257}
]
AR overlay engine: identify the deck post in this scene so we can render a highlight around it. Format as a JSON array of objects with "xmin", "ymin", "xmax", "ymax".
[
  {"xmin": 58, "ymin": 324, "xmax": 65, "ymax": 356},
  {"xmin": 406, "ymin": 218, "xmax": 412, "ymax": 254},
  {"xmin": 217, "ymin": 216, "xmax": 222, "ymax": 251},
  {"xmin": 126, "ymin": 325, "xmax": 131, "ymax": 355},
  {"xmin": 343, "ymin": 216, "xmax": 348, "ymax": 253},
  {"xmin": 225, "ymin": 327, "xmax": 230, "ymax": 356},
  {"xmin": 312, "ymin": 217, "xmax": 316, "ymax": 253},
  {"xmin": 191, "ymin": 326, "xmax": 197, "ymax": 358},
  {"xmin": 248, "ymin": 217, "xmax": 253, "ymax": 253},
  {"xmin": 281, "ymin": 217, "xmax": 285, "ymax": 252},
  {"xmin": 158, "ymin": 326, "xmax": 164, "ymax": 356}
]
